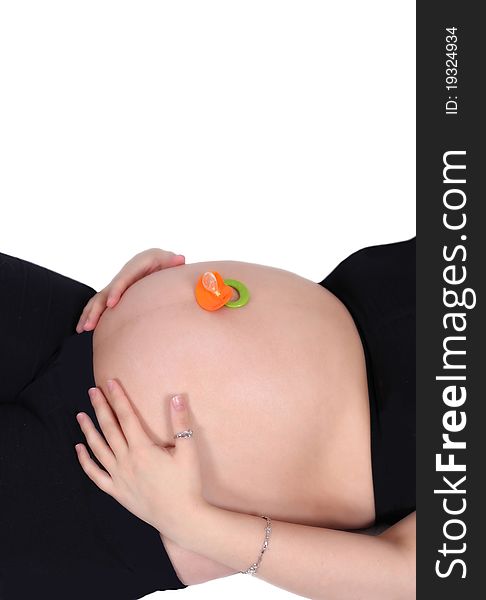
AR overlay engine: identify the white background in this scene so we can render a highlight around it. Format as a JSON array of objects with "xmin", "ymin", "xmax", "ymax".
[{"xmin": 0, "ymin": 1, "xmax": 415, "ymax": 598}]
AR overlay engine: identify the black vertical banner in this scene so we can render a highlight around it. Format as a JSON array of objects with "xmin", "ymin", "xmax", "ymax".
[{"xmin": 417, "ymin": 2, "xmax": 484, "ymax": 598}]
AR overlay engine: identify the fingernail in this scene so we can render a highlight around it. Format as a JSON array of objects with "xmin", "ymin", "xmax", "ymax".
[{"xmin": 172, "ymin": 394, "xmax": 184, "ymax": 410}]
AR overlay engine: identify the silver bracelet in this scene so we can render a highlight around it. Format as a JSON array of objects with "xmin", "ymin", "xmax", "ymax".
[{"xmin": 240, "ymin": 515, "xmax": 272, "ymax": 576}]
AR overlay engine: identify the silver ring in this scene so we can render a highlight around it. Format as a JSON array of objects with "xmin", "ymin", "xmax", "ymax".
[{"xmin": 173, "ymin": 429, "xmax": 193, "ymax": 439}]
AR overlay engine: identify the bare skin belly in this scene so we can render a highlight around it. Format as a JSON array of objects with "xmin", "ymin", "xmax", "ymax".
[{"xmin": 92, "ymin": 260, "xmax": 376, "ymax": 536}]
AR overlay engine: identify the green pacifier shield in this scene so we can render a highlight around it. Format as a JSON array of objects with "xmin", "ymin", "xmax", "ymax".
[{"xmin": 223, "ymin": 278, "xmax": 250, "ymax": 308}]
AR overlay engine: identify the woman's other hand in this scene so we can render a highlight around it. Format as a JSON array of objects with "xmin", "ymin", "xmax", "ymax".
[
  {"xmin": 75, "ymin": 248, "xmax": 186, "ymax": 333},
  {"xmin": 75, "ymin": 380, "xmax": 208, "ymax": 542}
]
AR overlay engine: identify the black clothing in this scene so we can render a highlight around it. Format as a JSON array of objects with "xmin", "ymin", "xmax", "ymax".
[
  {"xmin": 318, "ymin": 237, "xmax": 416, "ymax": 526},
  {"xmin": 0, "ymin": 252, "xmax": 186, "ymax": 599}
]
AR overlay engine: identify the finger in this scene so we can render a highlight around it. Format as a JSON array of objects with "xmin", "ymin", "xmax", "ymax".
[
  {"xmin": 168, "ymin": 254, "xmax": 186, "ymax": 267},
  {"xmin": 106, "ymin": 289, "xmax": 121, "ymax": 308},
  {"xmin": 103, "ymin": 277, "xmax": 137, "ymax": 310},
  {"xmin": 88, "ymin": 388, "xmax": 130, "ymax": 457},
  {"xmin": 155, "ymin": 251, "xmax": 186, "ymax": 271},
  {"xmin": 84, "ymin": 288, "xmax": 113, "ymax": 330},
  {"xmin": 152, "ymin": 248, "xmax": 180, "ymax": 266},
  {"xmin": 107, "ymin": 253, "xmax": 157, "ymax": 296},
  {"xmin": 105, "ymin": 281, "xmax": 128, "ymax": 308},
  {"xmin": 75, "ymin": 443, "xmax": 115, "ymax": 495},
  {"xmin": 76, "ymin": 291, "xmax": 107, "ymax": 332},
  {"xmin": 105, "ymin": 379, "xmax": 149, "ymax": 449},
  {"xmin": 76, "ymin": 411, "xmax": 117, "ymax": 473},
  {"xmin": 170, "ymin": 394, "xmax": 196, "ymax": 460},
  {"xmin": 80, "ymin": 311, "xmax": 96, "ymax": 332},
  {"xmin": 82, "ymin": 307, "xmax": 101, "ymax": 331},
  {"xmin": 76, "ymin": 303, "xmax": 93, "ymax": 333}
]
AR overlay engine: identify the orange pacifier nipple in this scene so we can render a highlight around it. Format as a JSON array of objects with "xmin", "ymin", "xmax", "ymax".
[{"xmin": 195, "ymin": 271, "xmax": 250, "ymax": 311}]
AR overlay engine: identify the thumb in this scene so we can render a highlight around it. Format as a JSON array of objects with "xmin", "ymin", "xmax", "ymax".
[{"xmin": 170, "ymin": 394, "xmax": 195, "ymax": 457}]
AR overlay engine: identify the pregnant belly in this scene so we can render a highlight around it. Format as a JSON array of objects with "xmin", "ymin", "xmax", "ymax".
[{"xmin": 92, "ymin": 260, "xmax": 375, "ymax": 530}]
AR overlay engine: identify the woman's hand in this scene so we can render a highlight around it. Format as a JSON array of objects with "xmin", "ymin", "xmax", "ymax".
[
  {"xmin": 76, "ymin": 248, "xmax": 186, "ymax": 333},
  {"xmin": 75, "ymin": 379, "xmax": 208, "ymax": 543}
]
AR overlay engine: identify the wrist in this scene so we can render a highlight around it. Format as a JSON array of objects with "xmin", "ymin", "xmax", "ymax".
[
  {"xmin": 177, "ymin": 501, "xmax": 221, "ymax": 551},
  {"xmin": 170, "ymin": 503, "xmax": 272, "ymax": 575},
  {"xmin": 158, "ymin": 500, "xmax": 218, "ymax": 550}
]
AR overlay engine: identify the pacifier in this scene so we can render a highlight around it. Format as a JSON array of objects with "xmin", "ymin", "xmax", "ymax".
[{"xmin": 195, "ymin": 271, "xmax": 250, "ymax": 311}]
